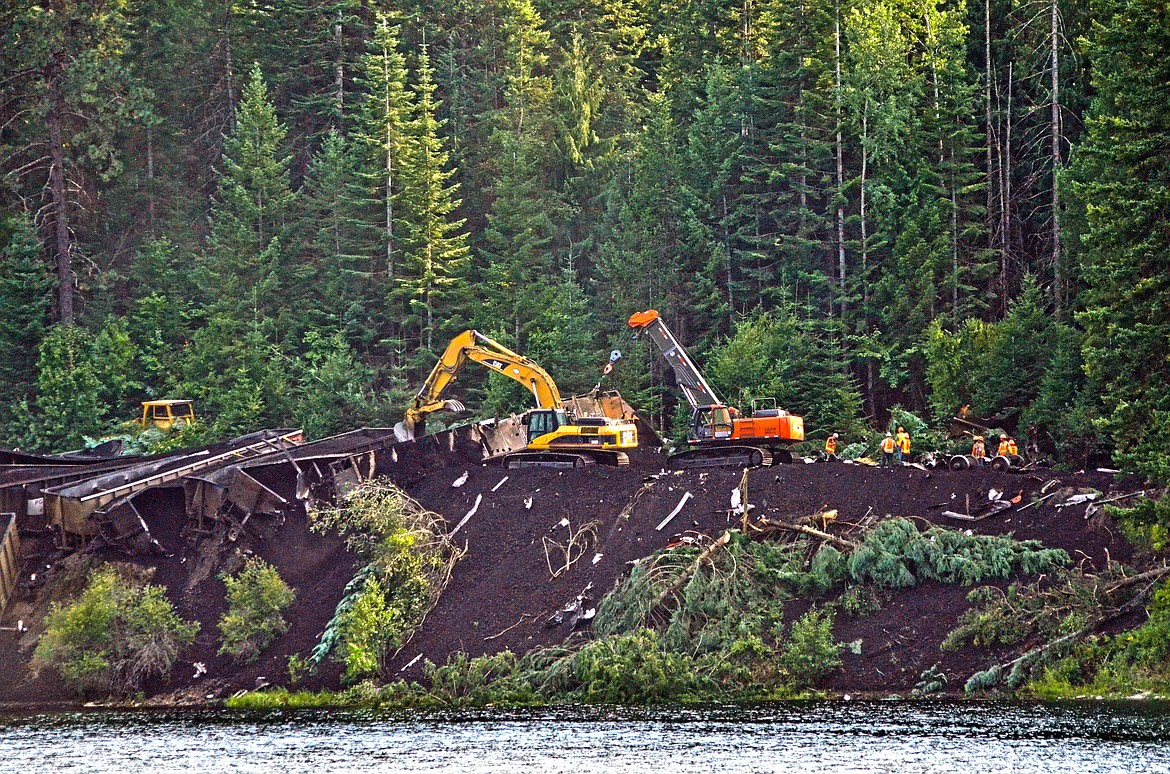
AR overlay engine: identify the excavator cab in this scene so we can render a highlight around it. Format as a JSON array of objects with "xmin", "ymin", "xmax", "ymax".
[
  {"xmin": 692, "ymin": 405, "xmax": 734, "ymax": 441},
  {"xmin": 526, "ymin": 408, "xmax": 569, "ymax": 441}
]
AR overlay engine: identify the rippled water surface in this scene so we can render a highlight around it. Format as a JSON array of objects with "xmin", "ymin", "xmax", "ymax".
[{"xmin": 2, "ymin": 702, "xmax": 1170, "ymax": 772}]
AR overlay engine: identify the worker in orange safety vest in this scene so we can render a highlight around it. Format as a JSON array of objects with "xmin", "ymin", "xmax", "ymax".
[
  {"xmin": 1006, "ymin": 437, "xmax": 1018, "ymax": 456},
  {"xmin": 880, "ymin": 432, "xmax": 896, "ymax": 467},
  {"xmin": 894, "ymin": 426, "xmax": 911, "ymax": 464},
  {"xmin": 825, "ymin": 433, "xmax": 839, "ymax": 460},
  {"xmin": 971, "ymin": 435, "xmax": 986, "ymax": 464},
  {"xmin": 997, "ymin": 434, "xmax": 1010, "ymax": 457}
]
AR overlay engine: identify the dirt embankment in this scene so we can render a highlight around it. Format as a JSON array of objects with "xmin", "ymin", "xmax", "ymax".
[{"xmin": 0, "ymin": 427, "xmax": 1142, "ymax": 706}]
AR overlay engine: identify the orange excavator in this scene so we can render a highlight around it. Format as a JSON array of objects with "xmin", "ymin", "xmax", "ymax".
[{"xmin": 628, "ymin": 310, "xmax": 804, "ymax": 468}]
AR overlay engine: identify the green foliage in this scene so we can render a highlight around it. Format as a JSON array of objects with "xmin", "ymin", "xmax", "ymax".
[
  {"xmin": 923, "ymin": 278, "xmax": 1075, "ymax": 440},
  {"xmin": 334, "ymin": 574, "xmax": 397, "ymax": 683},
  {"xmin": 33, "ymin": 565, "xmax": 199, "ymax": 695},
  {"xmin": 848, "ymin": 519, "xmax": 1070, "ymax": 588},
  {"xmin": 1107, "ymin": 496, "xmax": 1170, "ymax": 551},
  {"xmin": 218, "ymin": 557, "xmax": 296, "ymax": 663},
  {"xmin": 310, "ymin": 481, "xmax": 461, "ymax": 682},
  {"xmin": 779, "ymin": 608, "xmax": 842, "ymax": 689},
  {"xmin": 706, "ymin": 307, "xmax": 865, "ymax": 437},
  {"xmin": 569, "ymin": 629, "xmax": 711, "ymax": 703},
  {"xmin": 0, "ymin": 213, "xmax": 53, "ymax": 436},
  {"xmin": 28, "ymin": 325, "xmax": 105, "ymax": 451},
  {"xmin": 1070, "ymin": 0, "xmax": 1170, "ymax": 485},
  {"xmin": 292, "ymin": 330, "xmax": 387, "ymax": 439}
]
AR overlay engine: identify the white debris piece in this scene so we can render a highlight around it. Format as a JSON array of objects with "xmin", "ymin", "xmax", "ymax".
[
  {"xmin": 592, "ymin": 553, "xmax": 604, "ymax": 565},
  {"xmin": 559, "ymin": 517, "xmax": 570, "ymax": 527},
  {"xmin": 730, "ymin": 487, "xmax": 744, "ymax": 515},
  {"xmin": 452, "ymin": 471, "xmax": 469, "ymax": 488},
  {"xmin": 491, "ymin": 476, "xmax": 509, "ymax": 492},
  {"xmin": 657, "ymin": 491, "xmax": 693, "ymax": 531},
  {"xmin": 451, "ymin": 493, "xmax": 482, "ymax": 534},
  {"xmin": 989, "ymin": 488, "xmax": 1002, "ymax": 501},
  {"xmin": 1055, "ymin": 492, "xmax": 1101, "ymax": 509},
  {"xmin": 524, "ymin": 497, "xmax": 533, "ymax": 510}
]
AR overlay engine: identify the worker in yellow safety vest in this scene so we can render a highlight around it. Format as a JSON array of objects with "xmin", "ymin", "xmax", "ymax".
[
  {"xmin": 894, "ymin": 426, "xmax": 911, "ymax": 464},
  {"xmin": 825, "ymin": 433, "xmax": 839, "ymax": 460},
  {"xmin": 1007, "ymin": 437, "xmax": 1018, "ymax": 456},
  {"xmin": 880, "ymin": 432, "xmax": 896, "ymax": 467}
]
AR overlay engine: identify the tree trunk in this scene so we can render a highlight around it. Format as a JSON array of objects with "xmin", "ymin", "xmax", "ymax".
[
  {"xmin": 986, "ymin": 0, "xmax": 995, "ymax": 257},
  {"xmin": 334, "ymin": 11, "xmax": 345, "ymax": 124},
  {"xmin": 835, "ymin": 5, "xmax": 847, "ymax": 315},
  {"xmin": 1050, "ymin": 0, "xmax": 1062, "ymax": 315},
  {"xmin": 1001, "ymin": 61, "xmax": 1013, "ymax": 313},
  {"xmin": 46, "ymin": 63, "xmax": 73, "ymax": 324}
]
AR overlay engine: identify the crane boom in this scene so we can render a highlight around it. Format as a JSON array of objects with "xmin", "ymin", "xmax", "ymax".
[
  {"xmin": 629, "ymin": 308, "xmax": 804, "ymax": 468},
  {"xmin": 627, "ymin": 310, "xmax": 722, "ymax": 409}
]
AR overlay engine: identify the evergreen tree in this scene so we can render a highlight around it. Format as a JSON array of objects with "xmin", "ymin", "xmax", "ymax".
[
  {"xmin": 2, "ymin": 0, "xmax": 150, "ymax": 322},
  {"xmin": 398, "ymin": 45, "xmax": 471, "ymax": 358},
  {"xmin": 202, "ymin": 63, "xmax": 295, "ymax": 326},
  {"xmin": 28, "ymin": 325, "xmax": 104, "ymax": 451},
  {"xmin": 351, "ymin": 13, "xmax": 413, "ymax": 362},
  {"xmin": 0, "ymin": 214, "xmax": 54, "ymax": 435},
  {"xmin": 299, "ymin": 129, "xmax": 373, "ymax": 337},
  {"xmin": 1070, "ymin": 0, "xmax": 1170, "ymax": 482}
]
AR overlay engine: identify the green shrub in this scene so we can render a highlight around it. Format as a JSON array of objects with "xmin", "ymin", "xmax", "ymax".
[
  {"xmin": 779, "ymin": 607, "xmax": 842, "ymax": 688},
  {"xmin": 218, "ymin": 557, "xmax": 295, "ymax": 662},
  {"xmin": 570, "ymin": 629, "xmax": 711, "ymax": 703},
  {"xmin": 33, "ymin": 565, "xmax": 199, "ymax": 695},
  {"xmin": 335, "ymin": 574, "xmax": 396, "ymax": 683},
  {"xmin": 848, "ymin": 519, "xmax": 1069, "ymax": 588},
  {"xmin": 310, "ymin": 482, "xmax": 462, "ymax": 683},
  {"xmin": 1108, "ymin": 496, "xmax": 1170, "ymax": 551}
]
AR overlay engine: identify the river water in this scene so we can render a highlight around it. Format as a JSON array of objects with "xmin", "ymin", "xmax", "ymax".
[{"xmin": 2, "ymin": 701, "xmax": 1169, "ymax": 773}]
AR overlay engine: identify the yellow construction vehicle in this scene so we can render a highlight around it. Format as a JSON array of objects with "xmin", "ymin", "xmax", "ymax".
[
  {"xmin": 138, "ymin": 400, "xmax": 196, "ymax": 431},
  {"xmin": 396, "ymin": 330, "xmax": 638, "ymax": 467}
]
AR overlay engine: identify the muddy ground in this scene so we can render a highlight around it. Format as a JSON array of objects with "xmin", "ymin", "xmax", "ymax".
[{"xmin": 0, "ymin": 423, "xmax": 1143, "ymax": 706}]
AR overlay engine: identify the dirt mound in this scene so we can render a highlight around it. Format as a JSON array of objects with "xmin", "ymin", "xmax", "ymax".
[
  {"xmin": 383, "ymin": 451, "xmax": 1136, "ymax": 693},
  {"xmin": 0, "ymin": 419, "xmax": 1143, "ymax": 704}
]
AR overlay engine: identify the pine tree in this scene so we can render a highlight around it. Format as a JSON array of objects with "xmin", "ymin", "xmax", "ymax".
[
  {"xmin": 350, "ymin": 13, "xmax": 413, "ymax": 363},
  {"xmin": 397, "ymin": 45, "xmax": 471, "ymax": 358},
  {"xmin": 2, "ymin": 0, "xmax": 149, "ymax": 322},
  {"xmin": 202, "ymin": 63, "xmax": 295, "ymax": 326},
  {"xmin": 1070, "ymin": 0, "xmax": 1170, "ymax": 483},
  {"xmin": 299, "ymin": 129, "xmax": 374, "ymax": 336},
  {"xmin": 0, "ymin": 214, "xmax": 54, "ymax": 435}
]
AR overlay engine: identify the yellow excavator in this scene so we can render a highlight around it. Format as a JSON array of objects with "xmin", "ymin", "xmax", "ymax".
[{"xmin": 395, "ymin": 330, "xmax": 639, "ymax": 467}]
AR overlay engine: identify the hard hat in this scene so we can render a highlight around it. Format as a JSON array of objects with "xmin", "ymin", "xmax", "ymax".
[
  {"xmin": 1000, "ymin": 434, "xmax": 1007, "ymax": 440},
  {"xmin": 898, "ymin": 426, "xmax": 904, "ymax": 432},
  {"xmin": 885, "ymin": 432, "xmax": 892, "ymax": 437},
  {"xmin": 833, "ymin": 433, "xmax": 839, "ymax": 439}
]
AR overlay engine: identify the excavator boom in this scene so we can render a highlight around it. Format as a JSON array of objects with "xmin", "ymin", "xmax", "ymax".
[{"xmin": 398, "ymin": 330, "xmax": 563, "ymax": 440}]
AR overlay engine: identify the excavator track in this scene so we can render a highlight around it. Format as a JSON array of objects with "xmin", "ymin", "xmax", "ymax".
[
  {"xmin": 667, "ymin": 445, "xmax": 771, "ymax": 470},
  {"xmin": 502, "ymin": 450, "xmax": 630, "ymax": 469}
]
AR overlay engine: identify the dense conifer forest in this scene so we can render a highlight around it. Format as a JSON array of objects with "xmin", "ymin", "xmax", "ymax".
[{"xmin": 0, "ymin": 0, "xmax": 1167, "ymax": 484}]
